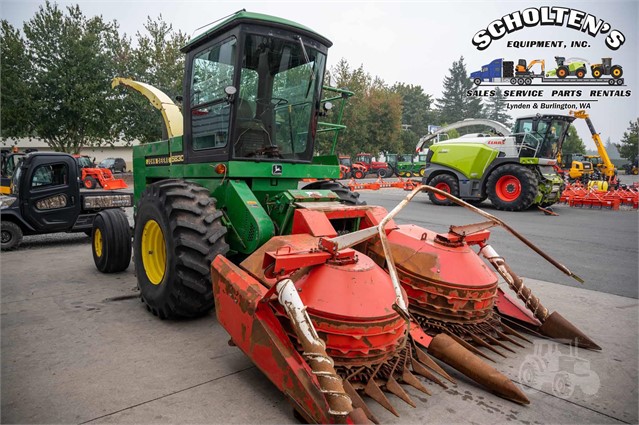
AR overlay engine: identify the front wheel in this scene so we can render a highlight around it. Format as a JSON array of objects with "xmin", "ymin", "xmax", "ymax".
[
  {"xmin": 591, "ymin": 67, "xmax": 602, "ymax": 78},
  {"xmin": 557, "ymin": 66, "xmax": 569, "ymax": 79},
  {"xmin": 486, "ymin": 165, "xmax": 538, "ymax": 211},
  {"xmin": 92, "ymin": 209, "xmax": 131, "ymax": 273},
  {"xmin": 83, "ymin": 176, "xmax": 98, "ymax": 189},
  {"xmin": 611, "ymin": 65, "xmax": 623, "ymax": 79},
  {"xmin": 427, "ymin": 174, "xmax": 459, "ymax": 206},
  {"xmin": 353, "ymin": 169, "xmax": 365, "ymax": 179},
  {"xmin": 134, "ymin": 180, "xmax": 229, "ymax": 319},
  {"xmin": 1, "ymin": 221, "xmax": 23, "ymax": 251}
]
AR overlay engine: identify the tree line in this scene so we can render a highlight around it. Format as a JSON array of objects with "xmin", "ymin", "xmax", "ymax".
[{"xmin": 1, "ymin": 2, "xmax": 636, "ymax": 162}]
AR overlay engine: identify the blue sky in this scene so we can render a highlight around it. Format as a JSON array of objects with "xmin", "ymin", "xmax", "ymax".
[{"xmin": 2, "ymin": 0, "xmax": 637, "ymax": 148}]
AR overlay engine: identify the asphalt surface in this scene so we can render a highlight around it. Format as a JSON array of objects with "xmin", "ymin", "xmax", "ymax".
[{"xmin": 355, "ymin": 188, "xmax": 639, "ymax": 299}]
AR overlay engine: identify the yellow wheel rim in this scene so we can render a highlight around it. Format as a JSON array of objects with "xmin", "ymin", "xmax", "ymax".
[
  {"xmin": 419, "ymin": 169, "xmax": 425, "ymax": 177},
  {"xmin": 94, "ymin": 228, "xmax": 103, "ymax": 258},
  {"xmin": 141, "ymin": 219, "xmax": 166, "ymax": 285}
]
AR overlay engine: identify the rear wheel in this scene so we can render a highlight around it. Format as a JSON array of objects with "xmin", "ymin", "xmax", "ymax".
[
  {"xmin": 427, "ymin": 174, "xmax": 459, "ymax": 206},
  {"xmin": 1, "ymin": 221, "xmax": 23, "ymax": 251},
  {"xmin": 575, "ymin": 68, "xmax": 586, "ymax": 79},
  {"xmin": 377, "ymin": 168, "xmax": 391, "ymax": 178},
  {"xmin": 486, "ymin": 165, "xmax": 538, "ymax": 211},
  {"xmin": 611, "ymin": 65, "xmax": 623, "ymax": 79},
  {"xmin": 134, "ymin": 180, "xmax": 229, "ymax": 319},
  {"xmin": 92, "ymin": 209, "xmax": 131, "ymax": 273},
  {"xmin": 83, "ymin": 176, "xmax": 98, "ymax": 189}
]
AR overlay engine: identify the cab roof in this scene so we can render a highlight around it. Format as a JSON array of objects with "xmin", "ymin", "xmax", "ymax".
[{"xmin": 182, "ymin": 10, "xmax": 332, "ymax": 53}]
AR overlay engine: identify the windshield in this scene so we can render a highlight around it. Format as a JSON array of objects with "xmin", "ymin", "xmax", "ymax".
[
  {"xmin": 513, "ymin": 118, "xmax": 570, "ymax": 159},
  {"xmin": 233, "ymin": 33, "xmax": 326, "ymax": 161},
  {"xmin": 2, "ymin": 153, "xmax": 25, "ymax": 177},
  {"xmin": 77, "ymin": 157, "xmax": 93, "ymax": 168},
  {"xmin": 339, "ymin": 157, "xmax": 351, "ymax": 166}
]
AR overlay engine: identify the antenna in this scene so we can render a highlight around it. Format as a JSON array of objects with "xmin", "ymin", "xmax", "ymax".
[{"xmin": 191, "ymin": 9, "xmax": 246, "ymax": 37}]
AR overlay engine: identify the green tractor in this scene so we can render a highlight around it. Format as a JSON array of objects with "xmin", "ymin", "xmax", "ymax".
[
  {"xmin": 418, "ymin": 116, "xmax": 574, "ymax": 210},
  {"xmin": 546, "ymin": 56, "xmax": 588, "ymax": 79}
]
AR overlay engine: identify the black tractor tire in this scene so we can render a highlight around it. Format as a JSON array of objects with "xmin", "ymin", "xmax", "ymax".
[
  {"xmin": 1, "ymin": 221, "xmax": 23, "ymax": 251},
  {"xmin": 302, "ymin": 180, "xmax": 366, "ymax": 205},
  {"xmin": 557, "ymin": 66, "xmax": 569, "ymax": 79},
  {"xmin": 575, "ymin": 68, "xmax": 586, "ymax": 79},
  {"xmin": 486, "ymin": 164, "xmax": 538, "ymax": 211},
  {"xmin": 353, "ymin": 169, "xmax": 365, "ymax": 179},
  {"xmin": 427, "ymin": 174, "xmax": 459, "ymax": 206},
  {"xmin": 134, "ymin": 180, "xmax": 229, "ymax": 319},
  {"xmin": 92, "ymin": 208, "xmax": 132, "ymax": 273},
  {"xmin": 611, "ymin": 65, "xmax": 623, "ymax": 79},
  {"xmin": 377, "ymin": 168, "xmax": 391, "ymax": 178},
  {"xmin": 83, "ymin": 176, "xmax": 98, "ymax": 189},
  {"xmin": 473, "ymin": 78, "xmax": 482, "ymax": 86},
  {"xmin": 592, "ymin": 67, "xmax": 602, "ymax": 78}
]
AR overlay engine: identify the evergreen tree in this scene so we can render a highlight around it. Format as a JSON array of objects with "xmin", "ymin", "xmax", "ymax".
[
  {"xmin": 436, "ymin": 56, "xmax": 482, "ymax": 124},
  {"xmin": 483, "ymin": 88, "xmax": 511, "ymax": 127},
  {"xmin": 391, "ymin": 83, "xmax": 436, "ymax": 152},
  {"xmin": 562, "ymin": 125, "xmax": 586, "ymax": 155},
  {"xmin": 615, "ymin": 119, "xmax": 638, "ymax": 162}
]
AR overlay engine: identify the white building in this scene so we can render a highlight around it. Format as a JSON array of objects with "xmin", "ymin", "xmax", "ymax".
[{"xmin": 1, "ymin": 138, "xmax": 138, "ymax": 169}]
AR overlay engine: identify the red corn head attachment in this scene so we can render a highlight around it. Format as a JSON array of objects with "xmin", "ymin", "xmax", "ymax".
[{"xmin": 480, "ymin": 244, "xmax": 601, "ymax": 350}]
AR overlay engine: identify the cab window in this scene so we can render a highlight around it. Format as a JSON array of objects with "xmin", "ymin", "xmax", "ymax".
[
  {"xmin": 31, "ymin": 163, "xmax": 68, "ymax": 188},
  {"xmin": 190, "ymin": 37, "xmax": 237, "ymax": 150}
]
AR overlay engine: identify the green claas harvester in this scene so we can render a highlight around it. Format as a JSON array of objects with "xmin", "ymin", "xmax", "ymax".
[{"xmin": 93, "ymin": 10, "xmax": 600, "ymax": 423}]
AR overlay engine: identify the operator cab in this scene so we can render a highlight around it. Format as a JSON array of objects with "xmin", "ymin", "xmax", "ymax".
[
  {"xmin": 512, "ymin": 114, "xmax": 575, "ymax": 159},
  {"xmin": 183, "ymin": 11, "xmax": 330, "ymax": 164}
]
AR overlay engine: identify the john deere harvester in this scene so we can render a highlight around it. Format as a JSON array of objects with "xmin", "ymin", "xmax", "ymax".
[{"xmin": 94, "ymin": 10, "xmax": 599, "ymax": 423}]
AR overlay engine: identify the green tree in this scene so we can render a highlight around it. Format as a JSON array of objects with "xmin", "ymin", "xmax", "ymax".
[
  {"xmin": 113, "ymin": 15, "xmax": 189, "ymax": 143},
  {"xmin": 20, "ymin": 2, "xmax": 125, "ymax": 153},
  {"xmin": 436, "ymin": 56, "xmax": 483, "ymax": 124},
  {"xmin": 604, "ymin": 137, "xmax": 620, "ymax": 159},
  {"xmin": 483, "ymin": 88, "xmax": 511, "ymax": 127},
  {"xmin": 391, "ymin": 82, "xmax": 435, "ymax": 152},
  {"xmin": 562, "ymin": 125, "xmax": 586, "ymax": 155},
  {"xmin": 615, "ymin": 119, "xmax": 638, "ymax": 162},
  {"xmin": 1, "ymin": 21, "xmax": 32, "ymax": 139},
  {"xmin": 324, "ymin": 59, "xmax": 402, "ymax": 156}
]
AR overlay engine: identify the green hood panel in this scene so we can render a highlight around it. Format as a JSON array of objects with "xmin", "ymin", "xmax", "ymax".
[{"xmin": 430, "ymin": 144, "xmax": 499, "ymax": 179}]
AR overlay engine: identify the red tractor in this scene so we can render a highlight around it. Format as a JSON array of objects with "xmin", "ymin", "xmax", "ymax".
[
  {"xmin": 354, "ymin": 152, "xmax": 393, "ymax": 178},
  {"xmin": 73, "ymin": 155, "xmax": 128, "ymax": 190},
  {"xmin": 339, "ymin": 155, "xmax": 368, "ymax": 179}
]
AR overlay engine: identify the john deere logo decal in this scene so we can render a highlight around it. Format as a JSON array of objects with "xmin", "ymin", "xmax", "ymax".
[{"xmin": 272, "ymin": 164, "xmax": 282, "ymax": 175}]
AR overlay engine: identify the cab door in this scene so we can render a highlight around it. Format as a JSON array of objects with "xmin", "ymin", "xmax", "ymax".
[{"xmin": 21, "ymin": 155, "xmax": 81, "ymax": 232}]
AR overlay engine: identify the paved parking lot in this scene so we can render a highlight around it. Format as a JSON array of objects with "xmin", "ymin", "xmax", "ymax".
[{"xmin": 1, "ymin": 187, "xmax": 637, "ymax": 424}]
